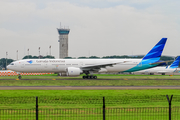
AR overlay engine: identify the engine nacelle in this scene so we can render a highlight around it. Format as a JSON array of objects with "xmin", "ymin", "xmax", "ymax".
[{"xmin": 66, "ymin": 67, "xmax": 82, "ymax": 76}]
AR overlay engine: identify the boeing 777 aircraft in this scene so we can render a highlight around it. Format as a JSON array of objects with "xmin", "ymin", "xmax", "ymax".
[
  {"xmin": 7, "ymin": 38, "xmax": 168, "ymax": 79},
  {"xmin": 136, "ymin": 56, "xmax": 180, "ymax": 75}
]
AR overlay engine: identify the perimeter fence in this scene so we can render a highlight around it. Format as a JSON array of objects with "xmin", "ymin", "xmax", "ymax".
[{"xmin": 0, "ymin": 95, "xmax": 179, "ymax": 120}]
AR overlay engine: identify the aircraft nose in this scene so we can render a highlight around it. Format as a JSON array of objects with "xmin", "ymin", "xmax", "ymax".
[{"xmin": 7, "ymin": 65, "xmax": 10, "ymax": 70}]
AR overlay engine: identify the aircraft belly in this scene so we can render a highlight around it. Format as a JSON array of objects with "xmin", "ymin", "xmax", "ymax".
[
  {"xmin": 22, "ymin": 65, "xmax": 69, "ymax": 73},
  {"xmin": 22, "ymin": 66, "xmax": 42, "ymax": 73},
  {"xmin": 106, "ymin": 64, "xmax": 136, "ymax": 72}
]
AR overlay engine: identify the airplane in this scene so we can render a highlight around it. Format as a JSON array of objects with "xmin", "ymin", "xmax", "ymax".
[
  {"xmin": 135, "ymin": 56, "xmax": 180, "ymax": 75},
  {"xmin": 7, "ymin": 38, "xmax": 168, "ymax": 79}
]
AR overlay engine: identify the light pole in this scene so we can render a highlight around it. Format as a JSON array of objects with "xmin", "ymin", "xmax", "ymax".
[
  {"xmin": 6, "ymin": 52, "xmax": 8, "ymax": 70},
  {"xmin": 39, "ymin": 47, "xmax": 40, "ymax": 59},
  {"xmin": 27, "ymin": 49, "xmax": 29, "ymax": 59},
  {"xmin": 17, "ymin": 50, "xmax": 18, "ymax": 60},
  {"xmin": 49, "ymin": 45, "xmax": 51, "ymax": 56}
]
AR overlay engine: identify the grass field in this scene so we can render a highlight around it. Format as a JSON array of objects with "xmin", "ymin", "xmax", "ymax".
[
  {"xmin": 1, "ymin": 74, "xmax": 180, "ymax": 86},
  {"xmin": 0, "ymin": 89, "xmax": 179, "ymax": 109},
  {"xmin": 0, "ymin": 90, "xmax": 179, "ymax": 120},
  {"xmin": 0, "ymin": 74, "xmax": 179, "ymax": 109},
  {"xmin": 0, "ymin": 74, "xmax": 180, "ymax": 119}
]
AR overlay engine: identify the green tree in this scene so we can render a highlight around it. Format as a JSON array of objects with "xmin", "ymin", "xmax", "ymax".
[
  {"xmin": 64, "ymin": 57, "xmax": 73, "ymax": 59},
  {"xmin": 78, "ymin": 57, "xmax": 87, "ymax": 59},
  {"xmin": 88, "ymin": 56, "xmax": 100, "ymax": 59},
  {"xmin": 43, "ymin": 55, "xmax": 55, "ymax": 59},
  {"xmin": 22, "ymin": 55, "xmax": 33, "ymax": 59},
  {"xmin": 22, "ymin": 55, "xmax": 55, "ymax": 59},
  {"xmin": 0, "ymin": 58, "xmax": 14, "ymax": 69}
]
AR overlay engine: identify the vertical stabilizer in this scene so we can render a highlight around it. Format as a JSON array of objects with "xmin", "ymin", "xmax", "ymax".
[
  {"xmin": 140, "ymin": 38, "xmax": 167, "ymax": 64},
  {"xmin": 169, "ymin": 56, "xmax": 180, "ymax": 69},
  {"xmin": 123, "ymin": 38, "xmax": 168, "ymax": 72}
]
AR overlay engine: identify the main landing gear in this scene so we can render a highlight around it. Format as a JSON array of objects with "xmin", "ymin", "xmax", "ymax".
[{"xmin": 82, "ymin": 75, "xmax": 97, "ymax": 79}]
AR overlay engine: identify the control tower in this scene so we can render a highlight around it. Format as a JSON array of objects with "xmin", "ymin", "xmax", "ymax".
[{"xmin": 57, "ymin": 27, "xmax": 70, "ymax": 58}]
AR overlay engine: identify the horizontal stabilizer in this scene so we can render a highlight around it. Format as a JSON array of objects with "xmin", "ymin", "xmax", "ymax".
[{"xmin": 150, "ymin": 60, "xmax": 173, "ymax": 65}]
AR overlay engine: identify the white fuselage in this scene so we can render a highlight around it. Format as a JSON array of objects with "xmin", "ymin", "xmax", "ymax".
[
  {"xmin": 8, "ymin": 59, "xmax": 141, "ymax": 73},
  {"xmin": 136, "ymin": 66, "xmax": 180, "ymax": 74}
]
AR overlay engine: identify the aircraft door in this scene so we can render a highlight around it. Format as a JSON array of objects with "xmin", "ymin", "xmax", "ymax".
[
  {"xmin": 21, "ymin": 64, "xmax": 25, "ymax": 68},
  {"xmin": 80, "ymin": 62, "xmax": 83, "ymax": 67},
  {"xmin": 44, "ymin": 64, "xmax": 48, "ymax": 72},
  {"xmin": 44, "ymin": 64, "xmax": 48, "ymax": 68}
]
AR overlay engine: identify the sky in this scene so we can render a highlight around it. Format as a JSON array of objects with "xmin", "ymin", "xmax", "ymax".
[{"xmin": 0, "ymin": 0, "xmax": 180, "ymax": 60}]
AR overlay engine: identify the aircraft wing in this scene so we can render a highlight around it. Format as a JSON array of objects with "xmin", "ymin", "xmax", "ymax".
[{"xmin": 80, "ymin": 61, "xmax": 130, "ymax": 71}]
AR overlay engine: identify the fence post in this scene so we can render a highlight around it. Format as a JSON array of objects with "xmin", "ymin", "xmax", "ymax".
[
  {"xmin": 103, "ymin": 97, "xmax": 105, "ymax": 120},
  {"xmin": 166, "ymin": 95, "xmax": 173, "ymax": 120},
  {"xmin": 36, "ymin": 96, "xmax": 38, "ymax": 120}
]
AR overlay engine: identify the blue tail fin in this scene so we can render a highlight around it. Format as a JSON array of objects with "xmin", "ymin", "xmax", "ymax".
[
  {"xmin": 141, "ymin": 38, "xmax": 167, "ymax": 64},
  {"xmin": 169, "ymin": 56, "xmax": 180, "ymax": 69},
  {"xmin": 123, "ymin": 38, "xmax": 167, "ymax": 72}
]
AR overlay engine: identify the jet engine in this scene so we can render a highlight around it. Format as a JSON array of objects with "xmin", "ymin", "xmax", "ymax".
[{"xmin": 66, "ymin": 67, "xmax": 83, "ymax": 76}]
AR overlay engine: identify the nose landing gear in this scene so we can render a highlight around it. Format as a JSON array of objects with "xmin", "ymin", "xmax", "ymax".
[{"xmin": 18, "ymin": 74, "xmax": 22, "ymax": 79}]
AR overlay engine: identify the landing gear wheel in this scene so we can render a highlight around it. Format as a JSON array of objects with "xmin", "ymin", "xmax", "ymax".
[
  {"xmin": 18, "ymin": 75, "xmax": 22, "ymax": 79},
  {"xmin": 162, "ymin": 73, "xmax": 165, "ymax": 75},
  {"xmin": 82, "ymin": 75, "xmax": 97, "ymax": 79},
  {"xmin": 93, "ymin": 76, "xmax": 97, "ymax": 79}
]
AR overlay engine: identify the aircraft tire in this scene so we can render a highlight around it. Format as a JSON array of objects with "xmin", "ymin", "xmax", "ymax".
[
  {"xmin": 162, "ymin": 73, "xmax": 165, "ymax": 75},
  {"xmin": 83, "ymin": 76, "xmax": 86, "ymax": 79},
  {"xmin": 83, "ymin": 75, "xmax": 97, "ymax": 79},
  {"xmin": 18, "ymin": 76, "xmax": 21, "ymax": 79}
]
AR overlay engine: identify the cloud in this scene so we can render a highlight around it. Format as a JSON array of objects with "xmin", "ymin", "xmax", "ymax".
[{"xmin": 0, "ymin": 0, "xmax": 180, "ymax": 59}]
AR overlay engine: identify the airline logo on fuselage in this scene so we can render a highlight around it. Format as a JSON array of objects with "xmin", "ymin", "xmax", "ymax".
[
  {"xmin": 36, "ymin": 60, "xmax": 65, "ymax": 63},
  {"xmin": 27, "ymin": 60, "xmax": 33, "ymax": 64}
]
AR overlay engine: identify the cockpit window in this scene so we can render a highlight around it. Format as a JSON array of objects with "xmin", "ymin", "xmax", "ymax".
[{"xmin": 10, "ymin": 63, "xmax": 14, "ymax": 65}]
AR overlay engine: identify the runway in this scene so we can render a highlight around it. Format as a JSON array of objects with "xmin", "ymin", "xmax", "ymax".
[{"xmin": 1, "ymin": 86, "xmax": 180, "ymax": 90}]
